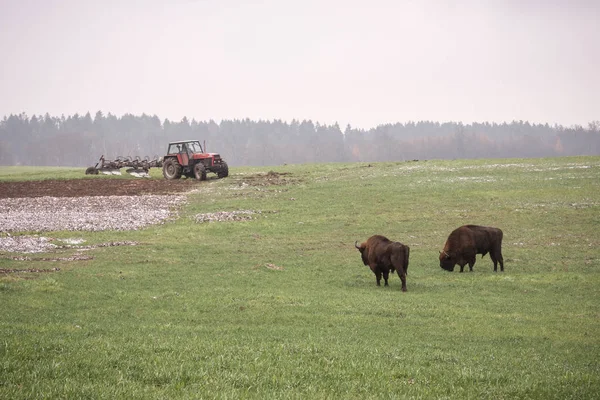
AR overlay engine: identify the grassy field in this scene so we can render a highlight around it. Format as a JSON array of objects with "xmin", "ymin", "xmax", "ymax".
[
  {"xmin": 0, "ymin": 166, "xmax": 90, "ymax": 181},
  {"xmin": 1, "ymin": 157, "xmax": 599, "ymax": 399}
]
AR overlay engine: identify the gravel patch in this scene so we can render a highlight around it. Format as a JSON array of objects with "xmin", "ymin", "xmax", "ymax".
[
  {"xmin": 194, "ymin": 210, "xmax": 258, "ymax": 223},
  {"xmin": 0, "ymin": 194, "xmax": 187, "ymax": 232},
  {"xmin": 0, "ymin": 235, "xmax": 57, "ymax": 253},
  {"xmin": 0, "ymin": 267, "xmax": 62, "ymax": 274},
  {"xmin": 0, "ymin": 235, "xmax": 140, "ymax": 254}
]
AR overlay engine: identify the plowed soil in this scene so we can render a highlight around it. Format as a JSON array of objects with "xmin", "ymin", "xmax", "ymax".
[{"xmin": 0, "ymin": 178, "xmax": 203, "ymax": 199}]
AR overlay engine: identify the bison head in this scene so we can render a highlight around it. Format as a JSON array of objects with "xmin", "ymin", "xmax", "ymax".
[
  {"xmin": 355, "ymin": 241, "xmax": 368, "ymax": 266},
  {"xmin": 439, "ymin": 251, "xmax": 455, "ymax": 271}
]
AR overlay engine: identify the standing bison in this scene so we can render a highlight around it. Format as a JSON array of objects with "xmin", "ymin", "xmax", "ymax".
[
  {"xmin": 355, "ymin": 235, "xmax": 410, "ymax": 292},
  {"xmin": 439, "ymin": 225, "xmax": 504, "ymax": 272}
]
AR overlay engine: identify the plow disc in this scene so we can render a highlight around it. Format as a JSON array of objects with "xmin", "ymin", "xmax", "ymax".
[{"xmin": 86, "ymin": 155, "xmax": 162, "ymax": 178}]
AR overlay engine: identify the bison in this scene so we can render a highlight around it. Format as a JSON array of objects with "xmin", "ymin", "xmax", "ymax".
[
  {"xmin": 439, "ymin": 225, "xmax": 504, "ymax": 272},
  {"xmin": 355, "ymin": 235, "xmax": 410, "ymax": 292}
]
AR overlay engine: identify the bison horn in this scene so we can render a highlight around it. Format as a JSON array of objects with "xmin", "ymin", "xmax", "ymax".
[{"xmin": 355, "ymin": 241, "xmax": 360, "ymax": 249}]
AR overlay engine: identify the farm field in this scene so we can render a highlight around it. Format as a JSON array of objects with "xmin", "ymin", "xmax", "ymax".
[{"xmin": 1, "ymin": 157, "xmax": 599, "ymax": 399}]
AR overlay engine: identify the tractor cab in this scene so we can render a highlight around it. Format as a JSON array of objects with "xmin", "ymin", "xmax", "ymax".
[
  {"xmin": 167, "ymin": 140, "xmax": 204, "ymax": 158},
  {"xmin": 162, "ymin": 140, "xmax": 229, "ymax": 180}
]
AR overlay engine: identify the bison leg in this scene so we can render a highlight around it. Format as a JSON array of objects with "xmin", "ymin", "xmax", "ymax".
[
  {"xmin": 498, "ymin": 247, "xmax": 504, "ymax": 272},
  {"xmin": 491, "ymin": 250, "xmax": 504, "ymax": 272},
  {"xmin": 374, "ymin": 269, "xmax": 382, "ymax": 286},
  {"xmin": 369, "ymin": 264, "xmax": 382, "ymax": 286},
  {"xmin": 396, "ymin": 269, "xmax": 407, "ymax": 292},
  {"xmin": 468, "ymin": 254, "xmax": 476, "ymax": 272},
  {"xmin": 490, "ymin": 254, "xmax": 498, "ymax": 272},
  {"xmin": 382, "ymin": 269, "xmax": 390, "ymax": 286}
]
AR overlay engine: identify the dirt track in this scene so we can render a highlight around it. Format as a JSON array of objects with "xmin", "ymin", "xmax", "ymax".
[{"xmin": 0, "ymin": 178, "xmax": 203, "ymax": 198}]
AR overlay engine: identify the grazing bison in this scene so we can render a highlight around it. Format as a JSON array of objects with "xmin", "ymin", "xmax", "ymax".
[
  {"xmin": 439, "ymin": 225, "xmax": 504, "ymax": 272},
  {"xmin": 355, "ymin": 235, "xmax": 410, "ymax": 292}
]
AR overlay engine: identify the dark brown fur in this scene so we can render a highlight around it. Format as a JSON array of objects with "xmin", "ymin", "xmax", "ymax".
[
  {"xmin": 439, "ymin": 225, "xmax": 504, "ymax": 272},
  {"xmin": 355, "ymin": 235, "xmax": 410, "ymax": 292}
]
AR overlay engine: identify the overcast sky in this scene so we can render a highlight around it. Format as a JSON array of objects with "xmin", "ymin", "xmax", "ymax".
[{"xmin": 1, "ymin": 0, "xmax": 598, "ymax": 129}]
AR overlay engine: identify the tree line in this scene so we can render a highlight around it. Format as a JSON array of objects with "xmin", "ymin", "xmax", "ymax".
[{"xmin": 1, "ymin": 112, "xmax": 599, "ymax": 167}]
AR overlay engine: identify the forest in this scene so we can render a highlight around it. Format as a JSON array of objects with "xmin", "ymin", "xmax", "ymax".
[{"xmin": 1, "ymin": 112, "xmax": 599, "ymax": 167}]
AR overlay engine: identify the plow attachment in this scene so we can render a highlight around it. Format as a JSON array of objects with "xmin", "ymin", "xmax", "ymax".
[
  {"xmin": 86, "ymin": 155, "xmax": 162, "ymax": 178},
  {"xmin": 100, "ymin": 169, "xmax": 122, "ymax": 175},
  {"xmin": 125, "ymin": 168, "xmax": 149, "ymax": 178}
]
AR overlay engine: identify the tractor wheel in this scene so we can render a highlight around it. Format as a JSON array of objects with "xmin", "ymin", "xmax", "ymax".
[
  {"xmin": 194, "ymin": 163, "xmax": 207, "ymax": 181},
  {"xmin": 162, "ymin": 158, "xmax": 182, "ymax": 180},
  {"xmin": 85, "ymin": 167, "xmax": 99, "ymax": 175},
  {"xmin": 217, "ymin": 162, "xmax": 229, "ymax": 178}
]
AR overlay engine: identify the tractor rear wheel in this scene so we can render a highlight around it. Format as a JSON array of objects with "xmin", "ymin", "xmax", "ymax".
[
  {"xmin": 163, "ymin": 158, "xmax": 182, "ymax": 180},
  {"xmin": 194, "ymin": 163, "xmax": 207, "ymax": 181},
  {"xmin": 85, "ymin": 167, "xmax": 99, "ymax": 175},
  {"xmin": 217, "ymin": 162, "xmax": 229, "ymax": 178}
]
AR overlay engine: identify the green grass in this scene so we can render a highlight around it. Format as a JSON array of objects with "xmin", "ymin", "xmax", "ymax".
[
  {"xmin": 0, "ymin": 165, "xmax": 163, "ymax": 181},
  {"xmin": 0, "ymin": 166, "xmax": 87, "ymax": 181},
  {"xmin": 1, "ymin": 157, "xmax": 599, "ymax": 399}
]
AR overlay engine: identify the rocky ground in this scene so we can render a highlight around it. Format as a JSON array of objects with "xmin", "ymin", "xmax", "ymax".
[
  {"xmin": 0, "ymin": 176, "xmax": 273, "ymax": 256},
  {"xmin": 0, "ymin": 178, "xmax": 201, "ymax": 255},
  {"xmin": 0, "ymin": 179, "xmax": 196, "ymax": 233}
]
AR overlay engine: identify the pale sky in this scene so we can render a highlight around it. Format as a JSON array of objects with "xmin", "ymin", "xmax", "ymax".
[{"xmin": 1, "ymin": 0, "xmax": 598, "ymax": 129}]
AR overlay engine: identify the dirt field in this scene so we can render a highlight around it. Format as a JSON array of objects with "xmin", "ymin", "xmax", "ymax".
[
  {"xmin": 0, "ymin": 178, "xmax": 200, "ymax": 235},
  {"xmin": 0, "ymin": 173, "xmax": 290, "ymax": 254},
  {"xmin": 0, "ymin": 178, "xmax": 203, "ymax": 199}
]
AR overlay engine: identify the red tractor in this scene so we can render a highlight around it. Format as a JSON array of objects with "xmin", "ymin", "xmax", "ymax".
[{"xmin": 162, "ymin": 140, "xmax": 229, "ymax": 180}]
